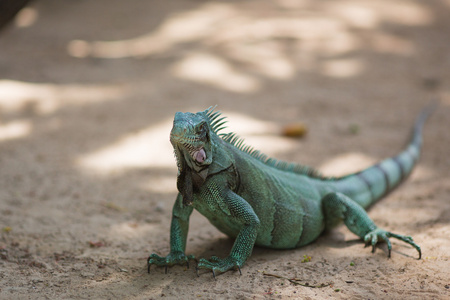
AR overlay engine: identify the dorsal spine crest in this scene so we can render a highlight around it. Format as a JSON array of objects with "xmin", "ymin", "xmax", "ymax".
[{"xmin": 205, "ymin": 106, "xmax": 322, "ymax": 178}]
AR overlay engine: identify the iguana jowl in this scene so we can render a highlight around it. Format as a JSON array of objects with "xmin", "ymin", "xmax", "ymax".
[{"xmin": 148, "ymin": 105, "xmax": 432, "ymax": 276}]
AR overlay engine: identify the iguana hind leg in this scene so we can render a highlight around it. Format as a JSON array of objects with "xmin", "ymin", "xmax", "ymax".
[{"xmin": 321, "ymin": 192, "xmax": 421, "ymax": 259}]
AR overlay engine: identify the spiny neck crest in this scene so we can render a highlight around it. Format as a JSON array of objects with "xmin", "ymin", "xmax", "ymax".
[{"xmin": 204, "ymin": 106, "xmax": 323, "ymax": 178}]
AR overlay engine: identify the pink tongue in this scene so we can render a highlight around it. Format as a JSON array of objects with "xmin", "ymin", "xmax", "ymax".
[{"xmin": 195, "ymin": 148, "xmax": 206, "ymax": 163}]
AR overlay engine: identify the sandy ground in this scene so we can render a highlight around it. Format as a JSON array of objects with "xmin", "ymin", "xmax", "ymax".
[{"xmin": 1, "ymin": 0, "xmax": 449, "ymax": 299}]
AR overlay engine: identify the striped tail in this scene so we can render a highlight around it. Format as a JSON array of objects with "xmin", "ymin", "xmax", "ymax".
[{"xmin": 330, "ymin": 103, "xmax": 436, "ymax": 209}]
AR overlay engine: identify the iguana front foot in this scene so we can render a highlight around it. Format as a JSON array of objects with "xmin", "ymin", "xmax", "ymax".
[
  {"xmin": 364, "ymin": 228, "xmax": 422, "ymax": 259},
  {"xmin": 196, "ymin": 256, "xmax": 242, "ymax": 278},
  {"xmin": 147, "ymin": 252, "xmax": 196, "ymax": 273}
]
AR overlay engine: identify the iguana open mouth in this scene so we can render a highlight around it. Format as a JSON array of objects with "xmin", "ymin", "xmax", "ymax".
[
  {"xmin": 193, "ymin": 148, "xmax": 206, "ymax": 163},
  {"xmin": 182, "ymin": 143, "xmax": 207, "ymax": 164}
]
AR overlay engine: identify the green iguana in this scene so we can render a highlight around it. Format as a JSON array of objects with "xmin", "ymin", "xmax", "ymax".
[{"xmin": 148, "ymin": 105, "xmax": 433, "ymax": 277}]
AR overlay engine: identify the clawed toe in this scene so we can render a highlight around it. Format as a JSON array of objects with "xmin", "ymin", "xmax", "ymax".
[
  {"xmin": 147, "ymin": 252, "xmax": 196, "ymax": 274},
  {"xmin": 196, "ymin": 256, "xmax": 243, "ymax": 278},
  {"xmin": 364, "ymin": 229, "xmax": 421, "ymax": 259}
]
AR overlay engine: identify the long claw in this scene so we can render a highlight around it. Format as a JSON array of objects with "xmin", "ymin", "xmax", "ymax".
[
  {"xmin": 371, "ymin": 235, "xmax": 378, "ymax": 253},
  {"xmin": 147, "ymin": 252, "xmax": 196, "ymax": 274},
  {"xmin": 385, "ymin": 238, "xmax": 392, "ymax": 258},
  {"xmin": 364, "ymin": 230, "xmax": 422, "ymax": 260},
  {"xmin": 388, "ymin": 233, "xmax": 422, "ymax": 259},
  {"xmin": 196, "ymin": 256, "xmax": 243, "ymax": 277}
]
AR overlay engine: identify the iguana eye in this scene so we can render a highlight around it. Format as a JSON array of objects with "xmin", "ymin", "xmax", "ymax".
[{"xmin": 197, "ymin": 123, "xmax": 205, "ymax": 133}]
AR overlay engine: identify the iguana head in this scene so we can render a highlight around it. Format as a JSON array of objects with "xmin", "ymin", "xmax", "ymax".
[
  {"xmin": 170, "ymin": 110, "xmax": 214, "ymax": 205},
  {"xmin": 170, "ymin": 110, "xmax": 213, "ymax": 172}
]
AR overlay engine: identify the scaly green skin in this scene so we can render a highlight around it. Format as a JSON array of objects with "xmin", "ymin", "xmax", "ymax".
[{"xmin": 148, "ymin": 105, "xmax": 433, "ymax": 276}]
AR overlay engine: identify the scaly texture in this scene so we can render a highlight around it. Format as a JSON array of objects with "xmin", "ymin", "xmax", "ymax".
[{"xmin": 148, "ymin": 104, "xmax": 434, "ymax": 276}]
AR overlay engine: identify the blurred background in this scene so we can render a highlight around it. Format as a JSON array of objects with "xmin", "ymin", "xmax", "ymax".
[{"xmin": 0, "ymin": 0, "xmax": 449, "ymax": 299}]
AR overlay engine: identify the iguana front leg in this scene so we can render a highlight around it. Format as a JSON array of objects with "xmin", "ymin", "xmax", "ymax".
[
  {"xmin": 322, "ymin": 192, "xmax": 421, "ymax": 258},
  {"xmin": 148, "ymin": 194, "xmax": 196, "ymax": 273},
  {"xmin": 196, "ymin": 189, "xmax": 260, "ymax": 277}
]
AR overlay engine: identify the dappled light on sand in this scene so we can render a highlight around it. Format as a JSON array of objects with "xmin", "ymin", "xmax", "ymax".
[
  {"xmin": 77, "ymin": 118, "xmax": 176, "ymax": 174},
  {"xmin": 172, "ymin": 52, "xmax": 260, "ymax": 93},
  {"xmin": 66, "ymin": 0, "xmax": 433, "ymax": 93},
  {"xmin": 319, "ymin": 152, "xmax": 378, "ymax": 176},
  {"xmin": 0, "ymin": 80, "xmax": 127, "ymax": 115},
  {"xmin": 0, "ymin": 119, "xmax": 31, "ymax": 141},
  {"xmin": 14, "ymin": 6, "xmax": 39, "ymax": 28},
  {"xmin": 319, "ymin": 152, "xmax": 434, "ymax": 181}
]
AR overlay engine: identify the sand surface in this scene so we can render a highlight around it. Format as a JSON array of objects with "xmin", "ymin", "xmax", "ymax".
[{"xmin": 0, "ymin": 0, "xmax": 449, "ymax": 299}]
